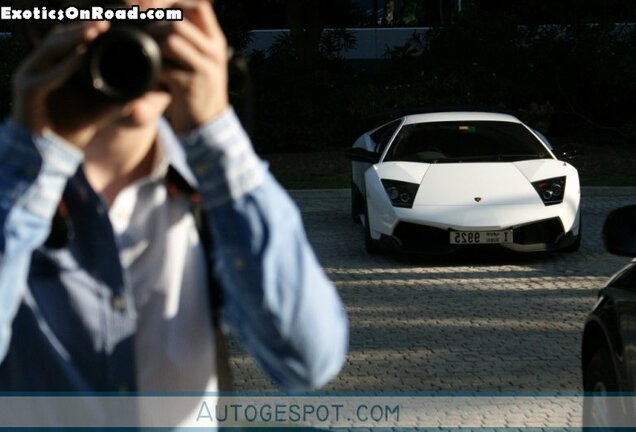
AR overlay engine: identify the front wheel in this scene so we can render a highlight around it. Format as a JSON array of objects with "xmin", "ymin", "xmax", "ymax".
[
  {"xmin": 582, "ymin": 346, "xmax": 619, "ymax": 428},
  {"xmin": 351, "ymin": 182, "xmax": 364, "ymax": 224}
]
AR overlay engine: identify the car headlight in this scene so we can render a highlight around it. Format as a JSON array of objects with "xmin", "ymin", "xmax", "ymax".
[
  {"xmin": 381, "ymin": 179, "xmax": 419, "ymax": 208},
  {"xmin": 532, "ymin": 176, "xmax": 566, "ymax": 206}
]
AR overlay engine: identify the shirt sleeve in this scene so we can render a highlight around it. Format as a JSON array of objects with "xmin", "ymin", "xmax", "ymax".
[
  {"xmin": 180, "ymin": 108, "xmax": 349, "ymax": 390},
  {"xmin": 0, "ymin": 120, "xmax": 83, "ymax": 363}
]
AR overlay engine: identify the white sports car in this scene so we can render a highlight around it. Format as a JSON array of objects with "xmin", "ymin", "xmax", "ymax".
[{"xmin": 346, "ymin": 111, "xmax": 582, "ymax": 254}]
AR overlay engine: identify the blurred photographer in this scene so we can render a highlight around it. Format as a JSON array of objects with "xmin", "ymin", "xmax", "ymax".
[{"xmin": 0, "ymin": 0, "xmax": 347, "ymax": 417}]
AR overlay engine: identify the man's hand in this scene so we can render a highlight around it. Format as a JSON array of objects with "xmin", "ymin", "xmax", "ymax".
[
  {"xmin": 11, "ymin": 21, "xmax": 129, "ymax": 148},
  {"xmin": 154, "ymin": 0, "xmax": 230, "ymax": 134}
]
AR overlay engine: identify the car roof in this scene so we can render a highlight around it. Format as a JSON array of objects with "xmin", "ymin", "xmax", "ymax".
[{"xmin": 401, "ymin": 112, "xmax": 523, "ymax": 125}]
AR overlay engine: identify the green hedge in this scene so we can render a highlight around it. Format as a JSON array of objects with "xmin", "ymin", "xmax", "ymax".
[
  {"xmin": 239, "ymin": 18, "xmax": 636, "ymax": 153},
  {"xmin": 2, "ymin": 12, "xmax": 635, "ymax": 152}
]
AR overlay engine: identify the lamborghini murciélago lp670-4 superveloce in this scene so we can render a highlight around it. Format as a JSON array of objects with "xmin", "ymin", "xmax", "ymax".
[{"xmin": 346, "ymin": 112, "xmax": 581, "ymax": 254}]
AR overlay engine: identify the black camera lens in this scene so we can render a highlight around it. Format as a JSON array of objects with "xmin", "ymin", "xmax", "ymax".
[{"xmin": 81, "ymin": 25, "xmax": 161, "ymax": 101}]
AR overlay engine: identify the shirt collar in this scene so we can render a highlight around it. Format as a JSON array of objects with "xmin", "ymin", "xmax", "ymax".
[{"xmin": 157, "ymin": 117, "xmax": 198, "ymax": 189}]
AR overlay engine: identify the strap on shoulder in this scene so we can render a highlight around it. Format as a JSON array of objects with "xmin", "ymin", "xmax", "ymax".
[{"xmin": 166, "ymin": 167, "xmax": 234, "ymax": 392}]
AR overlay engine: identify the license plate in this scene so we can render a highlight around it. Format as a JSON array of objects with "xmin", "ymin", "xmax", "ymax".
[{"xmin": 450, "ymin": 230, "xmax": 513, "ymax": 245}]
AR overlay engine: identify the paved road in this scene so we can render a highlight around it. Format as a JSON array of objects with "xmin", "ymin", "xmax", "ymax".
[{"xmin": 229, "ymin": 188, "xmax": 636, "ymax": 394}]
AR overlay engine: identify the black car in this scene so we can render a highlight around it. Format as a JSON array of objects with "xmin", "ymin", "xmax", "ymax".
[{"xmin": 582, "ymin": 204, "xmax": 636, "ymax": 427}]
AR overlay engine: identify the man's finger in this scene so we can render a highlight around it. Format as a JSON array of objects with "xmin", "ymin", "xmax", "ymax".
[
  {"xmin": 158, "ymin": 66, "xmax": 192, "ymax": 90},
  {"xmin": 21, "ymin": 21, "xmax": 108, "ymax": 72},
  {"xmin": 205, "ymin": 2, "xmax": 225, "ymax": 40},
  {"xmin": 161, "ymin": 33, "xmax": 209, "ymax": 71},
  {"xmin": 178, "ymin": 0, "xmax": 221, "ymax": 39},
  {"xmin": 44, "ymin": 21, "xmax": 109, "ymax": 58},
  {"xmin": 33, "ymin": 46, "xmax": 87, "ymax": 92},
  {"xmin": 172, "ymin": 19, "xmax": 214, "ymax": 57}
]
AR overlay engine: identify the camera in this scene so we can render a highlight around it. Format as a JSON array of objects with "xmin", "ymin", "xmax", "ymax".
[{"xmin": 79, "ymin": 24, "xmax": 161, "ymax": 101}]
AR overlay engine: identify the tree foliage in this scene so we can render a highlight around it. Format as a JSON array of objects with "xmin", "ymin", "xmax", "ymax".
[
  {"xmin": 2, "ymin": 1, "xmax": 636, "ymax": 152},
  {"xmin": 237, "ymin": 2, "xmax": 636, "ymax": 153}
]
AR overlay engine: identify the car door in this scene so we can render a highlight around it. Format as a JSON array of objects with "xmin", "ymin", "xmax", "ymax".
[{"xmin": 352, "ymin": 119, "xmax": 403, "ymax": 197}]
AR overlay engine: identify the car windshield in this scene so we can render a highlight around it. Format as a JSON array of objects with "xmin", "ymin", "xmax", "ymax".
[{"xmin": 383, "ymin": 121, "xmax": 553, "ymax": 163}]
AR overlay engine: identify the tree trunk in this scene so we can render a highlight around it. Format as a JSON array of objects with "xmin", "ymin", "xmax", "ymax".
[
  {"xmin": 383, "ymin": 0, "xmax": 395, "ymax": 25},
  {"xmin": 286, "ymin": 0, "xmax": 324, "ymax": 64},
  {"xmin": 372, "ymin": 0, "xmax": 379, "ymax": 25}
]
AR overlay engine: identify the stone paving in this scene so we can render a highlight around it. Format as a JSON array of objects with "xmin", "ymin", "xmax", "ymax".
[{"xmin": 229, "ymin": 188, "xmax": 636, "ymax": 394}]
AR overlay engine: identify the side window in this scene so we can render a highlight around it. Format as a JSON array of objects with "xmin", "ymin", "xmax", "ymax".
[
  {"xmin": 370, "ymin": 120, "xmax": 402, "ymax": 154},
  {"xmin": 532, "ymin": 129, "xmax": 554, "ymax": 151}
]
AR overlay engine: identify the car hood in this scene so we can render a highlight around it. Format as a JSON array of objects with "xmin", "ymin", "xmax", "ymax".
[
  {"xmin": 374, "ymin": 161, "xmax": 431, "ymax": 184},
  {"xmin": 376, "ymin": 159, "xmax": 568, "ymax": 206}
]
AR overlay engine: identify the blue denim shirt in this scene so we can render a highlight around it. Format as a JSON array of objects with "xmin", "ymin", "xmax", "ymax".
[{"xmin": 0, "ymin": 109, "xmax": 348, "ymax": 392}]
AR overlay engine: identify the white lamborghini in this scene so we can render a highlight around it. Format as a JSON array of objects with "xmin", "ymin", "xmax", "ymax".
[{"xmin": 346, "ymin": 112, "xmax": 582, "ymax": 254}]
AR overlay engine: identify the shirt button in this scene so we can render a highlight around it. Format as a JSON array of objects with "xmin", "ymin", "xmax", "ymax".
[
  {"xmin": 111, "ymin": 296, "xmax": 126, "ymax": 312},
  {"xmin": 194, "ymin": 165, "xmax": 209, "ymax": 176},
  {"xmin": 234, "ymin": 257, "xmax": 246, "ymax": 270},
  {"xmin": 24, "ymin": 166, "xmax": 38, "ymax": 177}
]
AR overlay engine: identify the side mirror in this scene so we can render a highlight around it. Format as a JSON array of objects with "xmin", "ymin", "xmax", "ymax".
[
  {"xmin": 603, "ymin": 205, "xmax": 636, "ymax": 256},
  {"xmin": 345, "ymin": 148, "xmax": 381, "ymax": 164},
  {"xmin": 555, "ymin": 144, "xmax": 582, "ymax": 161}
]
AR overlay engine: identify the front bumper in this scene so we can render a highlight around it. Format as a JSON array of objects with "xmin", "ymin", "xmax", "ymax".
[{"xmin": 378, "ymin": 217, "xmax": 577, "ymax": 254}]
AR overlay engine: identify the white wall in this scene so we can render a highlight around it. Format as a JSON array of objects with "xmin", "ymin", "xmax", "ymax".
[{"xmin": 245, "ymin": 27, "xmax": 432, "ymax": 60}]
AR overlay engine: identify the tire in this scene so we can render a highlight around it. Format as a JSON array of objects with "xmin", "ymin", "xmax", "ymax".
[
  {"xmin": 583, "ymin": 346, "xmax": 619, "ymax": 428},
  {"xmin": 351, "ymin": 182, "xmax": 364, "ymax": 224},
  {"xmin": 563, "ymin": 214, "xmax": 582, "ymax": 253}
]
